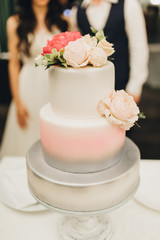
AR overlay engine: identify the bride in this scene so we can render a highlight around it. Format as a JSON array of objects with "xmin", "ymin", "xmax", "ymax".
[{"xmin": 0, "ymin": 0, "xmax": 68, "ymax": 158}]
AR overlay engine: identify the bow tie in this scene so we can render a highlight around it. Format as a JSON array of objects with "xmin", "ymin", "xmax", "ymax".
[{"xmin": 81, "ymin": 0, "xmax": 118, "ymax": 8}]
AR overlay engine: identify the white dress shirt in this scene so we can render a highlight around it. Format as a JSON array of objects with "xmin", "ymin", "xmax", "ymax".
[{"xmin": 70, "ymin": 0, "xmax": 149, "ymax": 96}]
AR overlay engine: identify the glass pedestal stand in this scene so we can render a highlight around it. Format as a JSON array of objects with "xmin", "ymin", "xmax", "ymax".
[
  {"xmin": 58, "ymin": 215, "xmax": 112, "ymax": 240},
  {"xmin": 31, "ymin": 181, "xmax": 138, "ymax": 240},
  {"xmin": 27, "ymin": 138, "xmax": 140, "ymax": 240}
]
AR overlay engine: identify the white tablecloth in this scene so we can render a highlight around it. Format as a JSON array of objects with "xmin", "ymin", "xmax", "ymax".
[{"xmin": 0, "ymin": 158, "xmax": 160, "ymax": 240}]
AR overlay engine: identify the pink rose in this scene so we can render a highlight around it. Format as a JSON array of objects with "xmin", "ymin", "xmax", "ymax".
[
  {"xmin": 42, "ymin": 31, "xmax": 81, "ymax": 54},
  {"xmin": 89, "ymin": 47, "xmax": 107, "ymax": 67},
  {"xmin": 97, "ymin": 39, "xmax": 115, "ymax": 57},
  {"xmin": 63, "ymin": 38, "xmax": 91, "ymax": 68},
  {"xmin": 97, "ymin": 90, "xmax": 140, "ymax": 130}
]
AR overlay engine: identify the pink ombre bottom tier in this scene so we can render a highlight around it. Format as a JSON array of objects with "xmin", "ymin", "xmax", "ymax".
[{"xmin": 40, "ymin": 104, "xmax": 125, "ymax": 170}]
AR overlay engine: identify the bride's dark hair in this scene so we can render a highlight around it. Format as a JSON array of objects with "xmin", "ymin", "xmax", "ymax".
[{"xmin": 16, "ymin": 0, "xmax": 68, "ymax": 56}]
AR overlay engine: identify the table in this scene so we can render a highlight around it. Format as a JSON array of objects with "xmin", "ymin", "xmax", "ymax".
[{"xmin": 0, "ymin": 158, "xmax": 160, "ymax": 240}]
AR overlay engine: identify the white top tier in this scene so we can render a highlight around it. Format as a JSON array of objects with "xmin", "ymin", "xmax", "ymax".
[{"xmin": 48, "ymin": 61, "xmax": 114, "ymax": 118}]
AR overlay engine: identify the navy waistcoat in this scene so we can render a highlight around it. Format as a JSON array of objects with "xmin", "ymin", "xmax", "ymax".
[{"xmin": 77, "ymin": 0, "xmax": 130, "ymax": 90}]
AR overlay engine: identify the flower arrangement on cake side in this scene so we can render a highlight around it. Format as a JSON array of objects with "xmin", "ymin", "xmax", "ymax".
[
  {"xmin": 35, "ymin": 29, "xmax": 145, "ymax": 131},
  {"xmin": 35, "ymin": 28, "xmax": 114, "ymax": 69},
  {"xmin": 97, "ymin": 90, "xmax": 145, "ymax": 130}
]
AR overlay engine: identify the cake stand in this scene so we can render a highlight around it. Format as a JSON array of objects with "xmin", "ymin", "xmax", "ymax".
[{"xmin": 26, "ymin": 137, "xmax": 140, "ymax": 240}]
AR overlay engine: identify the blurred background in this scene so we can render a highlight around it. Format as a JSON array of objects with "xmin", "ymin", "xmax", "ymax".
[{"xmin": 0, "ymin": 0, "xmax": 160, "ymax": 159}]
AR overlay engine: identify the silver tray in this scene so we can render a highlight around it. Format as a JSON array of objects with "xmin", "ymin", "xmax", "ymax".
[{"xmin": 26, "ymin": 137, "xmax": 140, "ymax": 214}]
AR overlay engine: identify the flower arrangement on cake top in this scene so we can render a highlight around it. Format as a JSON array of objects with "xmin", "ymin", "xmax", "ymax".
[
  {"xmin": 35, "ymin": 28, "xmax": 114, "ymax": 69},
  {"xmin": 35, "ymin": 28, "xmax": 145, "ymax": 130}
]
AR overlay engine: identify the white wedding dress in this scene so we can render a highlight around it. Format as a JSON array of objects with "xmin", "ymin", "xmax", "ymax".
[{"xmin": 0, "ymin": 29, "xmax": 58, "ymax": 159}]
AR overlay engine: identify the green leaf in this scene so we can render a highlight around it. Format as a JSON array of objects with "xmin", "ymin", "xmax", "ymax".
[
  {"xmin": 51, "ymin": 48, "xmax": 58, "ymax": 57},
  {"xmin": 47, "ymin": 62, "xmax": 54, "ymax": 65},
  {"xmin": 61, "ymin": 62, "xmax": 68, "ymax": 67},
  {"xmin": 59, "ymin": 48, "xmax": 64, "ymax": 56},
  {"xmin": 44, "ymin": 60, "xmax": 58, "ymax": 69},
  {"xmin": 44, "ymin": 54, "xmax": 56, "ymax": 63},
  {"xmin": 45, "ymin": 65, "xmax": 51, "ymax": 70},
  {"xmin": 108, "ymin": 57, "xmax": 114, "ymax": 61},
  {"xmin": 96, "ymin": 30, "xmax": 105, "ymax": 41},
  {"xmin": 35, "ymin": 63, "xmax": 38, "ymax": 67},
  {"xmin": 138, "ymin": 112, "xmax": 146, "ymax": 119},
  {"xmin": 90, "ymin": 27, "xmax": 98, "ymax": 34},
  {"xmin": 135, "ymin": 122, "xmax": 141, "ymax": 128},
  {"xmin": 58, "ymin": 56, "xmax": 66, "ymax": 63},
  {"xmin": 57, "ymin": 52, "xmax": 66, "ymax": 63},
  {"xmin": 48, "ymin": 60, "xmax": 58, "ymax": 65},
  {"xmin": 135, "ymin": 112, "xmax": 146, "ymax": 128},
  {"xmin": 44, "ymin": 54, "xmax": 52, "ymax": 59}
]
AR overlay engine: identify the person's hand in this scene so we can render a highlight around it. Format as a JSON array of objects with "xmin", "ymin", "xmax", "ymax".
[
  {"xmin": 127, "ymin": 93, "xmax": 141, "ymax": 104},
  {"xmin": 132, "ymin": 95, "xmax": 141, "ymax": 104},
  {"xmin": 16, "ymin": 101, "xmax": 30, "ymax": 128}
]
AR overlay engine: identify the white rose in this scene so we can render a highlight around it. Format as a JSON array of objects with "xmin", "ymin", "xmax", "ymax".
[
  {"xmin": 97, "ymin": 90, "xmax": 140, "ymax": 130},
  {"xmin": 97, "ymin": 39, "xmax": 115, "ymax": 57},
  {"xmin": 90, "ymin": 47, "xmax": 107, "ymax": 67},
  {"xmin": 82, "ymin": 34, "xmax": 97, "ymax": 48},
  {"xmin": 35, "ymin": 55, "xmax": 44, "ymax": 66},
  {"xmin": 108, "ymin": 90, "xmax": 139, "ymax": 121},
  {"xmin": 42, "ymin": 58, "xmax": 49, "ymax": 66},
  {"xmin": 63, "ymin": 38, "xmax": 91, "ymax": 68}
]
